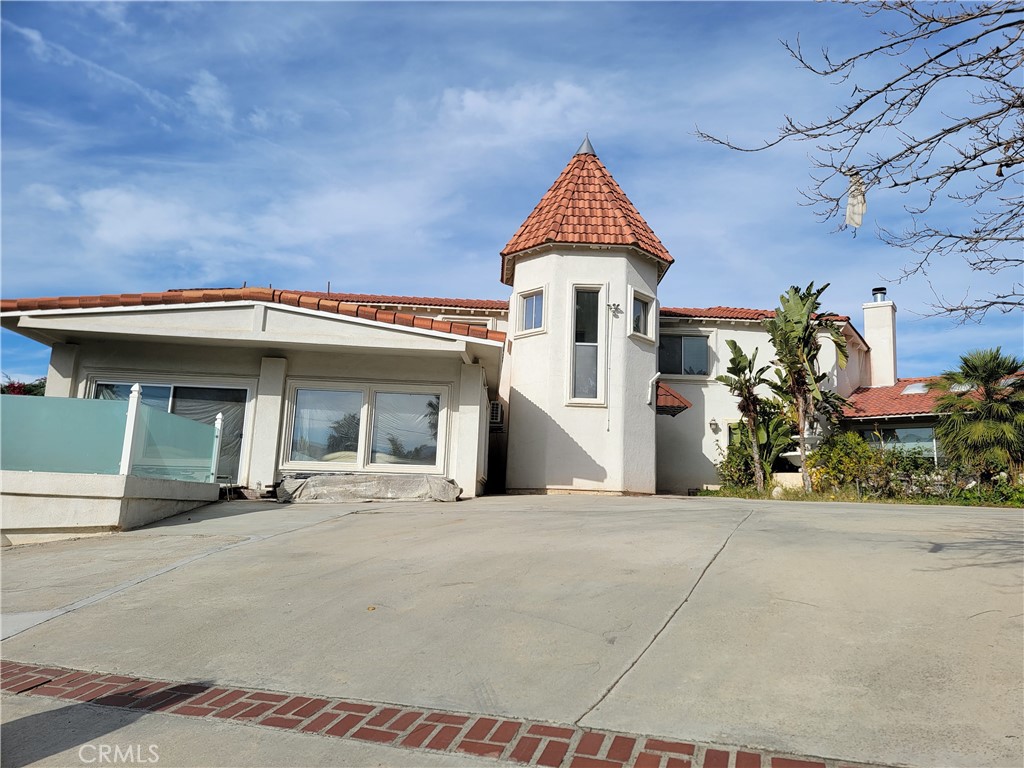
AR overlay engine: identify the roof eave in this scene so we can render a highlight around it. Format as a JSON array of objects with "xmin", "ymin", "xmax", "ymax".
[{"xmin": 501, "ymin": 241, "xmax": 673, "ymax": 286}]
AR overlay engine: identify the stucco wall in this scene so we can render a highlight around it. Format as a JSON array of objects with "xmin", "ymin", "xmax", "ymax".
[
  {"xmin": 504, "ymin": 247, "xmax": 659, "ymax": 493},
  {"xmin": 52, "ymin": 327, "xmax": 489, "ymax": 497},
  {"xmin": 654, "ymin": 318, "xmax": 868, "ymax": 493},
  {"xmin": 0, "ymin": 471, "xmax": 218, "ymax": 545}
]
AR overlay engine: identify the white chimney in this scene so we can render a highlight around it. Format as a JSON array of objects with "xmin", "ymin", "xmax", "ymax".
[{"xmin": 863, "ymin": 287, "xmax": 897, "ymax": 387}]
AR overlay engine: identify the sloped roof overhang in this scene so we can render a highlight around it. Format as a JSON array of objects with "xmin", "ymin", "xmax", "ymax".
[{"xmin": 2, "ymin": 300, "xmax": 504, "ymax": 388}]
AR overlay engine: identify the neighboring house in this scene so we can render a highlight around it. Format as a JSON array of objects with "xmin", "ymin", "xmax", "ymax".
[
  {"xmin": 841, "ymin": 377, "xmax": 945, "ymax": 464},
  {"xmin": 0, "ymin": 139, "xmax": 920, "ymax": 496}
]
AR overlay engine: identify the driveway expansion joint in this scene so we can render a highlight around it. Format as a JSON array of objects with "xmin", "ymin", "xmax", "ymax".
[
  {"xmin": 576, "ymin": 511, "xmax": 754, "ymax": 724},
  {"xmin": 1, "ymin": 658, "xmax": 894, "ymax": 768}
]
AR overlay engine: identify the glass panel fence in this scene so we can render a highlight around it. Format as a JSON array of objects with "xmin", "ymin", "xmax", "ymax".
[
  {"xmin": 1, "ymin": 395, "xmax": 127, "ymax": 475},
  {"xmin": 130, "ymin": 404, "xmax": 217, "ymax": 482}
]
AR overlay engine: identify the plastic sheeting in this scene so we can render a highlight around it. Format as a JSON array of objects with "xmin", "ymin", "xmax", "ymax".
[{"xmin": 277, "ymin": 473, "xmax": 462, "ymax": 503}]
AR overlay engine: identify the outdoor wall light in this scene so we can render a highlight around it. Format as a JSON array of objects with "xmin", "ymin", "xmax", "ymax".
[{"xmin": 709, "ymin": 418, "xmax": 720, "ymax": 431}]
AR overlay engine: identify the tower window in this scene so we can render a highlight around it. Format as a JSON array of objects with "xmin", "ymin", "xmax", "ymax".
[
  {"xmin": 520, "ymin": 290, "xmax": 544, "ymax": 332},
  {"xmin": 633, "ymin": 297, "xmax": 649, "ymax": 335},
  {"xmin": 573, "ymin": 288, "xmax": 600, "ymax": 399}
]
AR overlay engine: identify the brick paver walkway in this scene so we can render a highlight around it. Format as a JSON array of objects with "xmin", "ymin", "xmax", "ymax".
[{"xmin": 1, "ymin": 660, "xmax": 890, "ymax": 768}]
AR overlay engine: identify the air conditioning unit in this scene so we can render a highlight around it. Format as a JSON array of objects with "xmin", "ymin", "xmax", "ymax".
[{"xmin": 489, "ymin": 401, "xmax": 504, "ymax": 425}]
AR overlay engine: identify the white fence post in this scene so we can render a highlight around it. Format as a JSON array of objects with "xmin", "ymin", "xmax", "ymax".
[
  {"xmin": 118, "ymin": 383, "xmax": 143, "ymax": 476},
  {"xmin": 210, "ymin": 412, "xmax": 223, "ymax": 483}
]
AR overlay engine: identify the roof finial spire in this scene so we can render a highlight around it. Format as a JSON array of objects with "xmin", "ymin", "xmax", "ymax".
[{"xmin": 575, "ymin": 134, "xmax": 595, "ymax": 156}]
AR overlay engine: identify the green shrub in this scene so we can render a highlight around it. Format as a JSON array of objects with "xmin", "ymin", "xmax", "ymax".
[
  {"xmin": 807, "ymin": 431, "xmax": 934, "ymax": 498},
  {"xmin": 716, "ymin": 434, "xmax": 755, "ymax": 489}
]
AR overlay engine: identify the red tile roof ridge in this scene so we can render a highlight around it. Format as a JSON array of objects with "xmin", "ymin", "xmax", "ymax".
[
  {"xmin": 1, "ymin": 288, "xmax": 506, "ymax": 344},
  {"xmin": 660, "ymin": 306, "xmax": 851, "ymax": 322},
  {"xmin": 166, "ymin": 288, "xmax": 509, "ymax": 311}
]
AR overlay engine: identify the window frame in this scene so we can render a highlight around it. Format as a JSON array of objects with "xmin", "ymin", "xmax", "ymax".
[
  {"xmin": 628, "ymin": 287, "xmax": 656, "ymax": 343},
  {"xmin": 658, "ymin": 333, "xmax": 713, "ymax": 378},
  {"xmin": 566, "ymin": 283, "xmax": 607, "ymax": 406},
  {"xmin": 516, "ymin": 287, "xmax": 546, "ymax": 337},
  {"xmin": 281, "ymin": 379, "xmax": 451, "ymax": 475}
]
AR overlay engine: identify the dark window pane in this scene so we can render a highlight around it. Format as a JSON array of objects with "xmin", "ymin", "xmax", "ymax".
[
  {"xmin": 658, "ymin": 337, "xmax": 682, "ymax": 374},
  {"xmin": 575, "ymin": 289, "xmax": 599, "ymax": 343},
  {"xmin": 683, "ymin": 337, "xmax": 709, "ymax": 375},
  {"xmin": 632, "ymin": 297, "xmax": 648, "ymax": 335}
]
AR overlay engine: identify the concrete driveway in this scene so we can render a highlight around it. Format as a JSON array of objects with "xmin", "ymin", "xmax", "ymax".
[{"xmin": 2, "ymin": 496, "xmax": 1021, "ymax": 767}]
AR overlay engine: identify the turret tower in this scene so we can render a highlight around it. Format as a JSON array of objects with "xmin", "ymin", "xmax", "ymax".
[{"xmin": 500, "ymin": 138, "xmax": 673, "ymax": 493}]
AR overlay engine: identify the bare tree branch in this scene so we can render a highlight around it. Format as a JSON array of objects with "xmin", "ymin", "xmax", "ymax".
[{"xmin": 695, "ymin": 1, "xmax": 1024, "ymax": 322}]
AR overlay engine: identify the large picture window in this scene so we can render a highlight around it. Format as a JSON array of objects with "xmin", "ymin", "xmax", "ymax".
[
  {"xmin": 659, "ymin": 335, "xmax": 709, "ymax": 376},
  {"xmin": 284, "ymin": 382, "xmax": 447, "ymax": 472},
  {"xmin": 573, "ymin": 288, "xmax": 600, "ymax": 399},
  {"xmin": 290, "ymin": 389, "xmax": 363, "ymax": 463}
]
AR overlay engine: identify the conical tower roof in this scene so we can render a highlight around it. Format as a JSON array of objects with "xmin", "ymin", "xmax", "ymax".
[{"xmin": 500, "ymin": 140, "xmax": 674, "ymax": 285}]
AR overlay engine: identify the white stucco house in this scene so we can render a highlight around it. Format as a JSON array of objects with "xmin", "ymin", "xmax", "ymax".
[{"xmin": 1, "ymin": 138, "xmax": 915, "ymax": 498}]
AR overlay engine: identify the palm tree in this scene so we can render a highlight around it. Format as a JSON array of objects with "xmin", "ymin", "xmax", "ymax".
[
  {"xmin": 930, "ymin": 347, "xmax": 1024, "ymax": 479},
  {"xmin": 763, "ymin": 283, "xmax": 848, "ymax": 492},
  {"xmin": 717, "ymin": 339, "xmax": 771, "ymax": 492}
]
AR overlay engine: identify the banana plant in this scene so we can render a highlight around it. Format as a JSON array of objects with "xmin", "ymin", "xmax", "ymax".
[
  {"xmin": 763, "ymin": 283, "xmax": 848, "ymax": 491},
  {"xmin": 717, "ymin": 339, "xmax": 772, "ymax": 492}
]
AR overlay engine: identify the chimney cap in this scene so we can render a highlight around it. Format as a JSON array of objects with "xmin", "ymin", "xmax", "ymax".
[{"xmin": 871, "ymin": 286, "xmax": 888, "ymax": 301}]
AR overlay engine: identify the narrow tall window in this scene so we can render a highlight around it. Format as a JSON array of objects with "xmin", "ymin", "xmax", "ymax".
[{"xmin": 573, "ymin": 288, "xmax": 600, "ymax": 399}]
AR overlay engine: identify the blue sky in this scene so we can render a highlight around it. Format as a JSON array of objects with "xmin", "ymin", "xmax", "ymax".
[{"xmin": 2, "ymin": 1, "xmax": 1021, "ymax": 381}]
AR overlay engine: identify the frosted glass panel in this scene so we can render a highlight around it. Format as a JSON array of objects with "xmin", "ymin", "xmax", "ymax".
[
  {"xmin": 371, "ymin": 393, "xmax": 439, "ymax": 465},
  {"xmin": 130, "ymin": 405, "xmax": 216, "ymax": 482},
  {"xmin": 172, "ymin": 387, "xmax": 247, "ymax": 483},
  {"xmin": 291, "ymin": 389, "xmax": 363, "ymax": 463},
  {"xmin": 1, "ymin": 395, "xmax": 126, "ymax": 474}
]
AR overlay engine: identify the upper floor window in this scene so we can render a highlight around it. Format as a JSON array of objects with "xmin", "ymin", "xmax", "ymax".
[
  {"xmin": 573, "ymin": 287, "xmax": 601, "ymax": 399},
  {"xmin": 632, "ymin": 296, "xmax": 650, "ymax": 336},
  {"xmin": 659, "ymin": 335, "xmax": 709, "ymax": 376},
  {"xmin": 519, "ymin": 290, "xmax": 544, "ymax": 333}
]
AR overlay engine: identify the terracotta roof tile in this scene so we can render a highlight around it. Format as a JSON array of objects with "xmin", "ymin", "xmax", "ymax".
[
  {"xmin": 501, "ymin": 152, "xmax": 673, "ymax": 285},
  {"xmin": 660, "ymin": 306, "xmax": 851, "ymax": 322},
  {"xmin": 0, "ymin": 288, "xmax": 506, "ymax": 344},
  {"xmin": 842, "ymin": 377, "xmax": 943, "ymax": 419},
  {"xmin": 290, "ymin": 290, "xmax": 508, "ymax": 311},
  {"xmin": 656, "ymin": 381, "xmax": 692, "ymax": 416}
]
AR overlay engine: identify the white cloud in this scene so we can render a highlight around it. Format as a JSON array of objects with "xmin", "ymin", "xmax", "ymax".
[
  {"xmin": 91, "ymin": 3, "xmax": 135, "ymax": 34},
  {"xmin": 246, "ymin": 107, "xmax": 301, "ymax": 132},
  {"xmin": 1, "ymin": 20, "xmax": 179, "ymax": 114},
  {"xmin": 187, "ymin": 70, "xmax": 233, "ymax": 128},
  {"xmin": 78, "ymin": 186, "xmax": 240, "ymax": 252},
  {"xmin": 436, "ymin": 81, "xmax": 599, "ymax": 150},
  {"xmin": 24, "ymin": 183, "xmax": 72, "ymax": 212}
]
